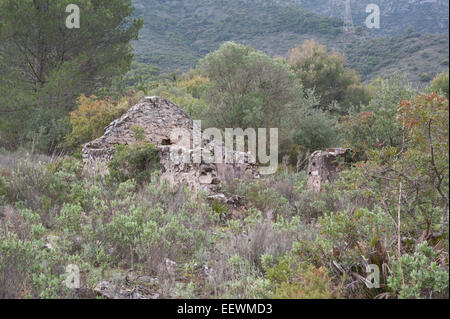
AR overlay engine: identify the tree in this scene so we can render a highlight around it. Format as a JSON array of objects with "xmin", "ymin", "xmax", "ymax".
[
  {"xmin": 399, "ymin": 93, "xmax": 449, "ymax": 239},
  {"xmin": 429, "ymin": 72, "xmax": 449, "ymax": 99},
  {"xmin": 339, "ymin": 75, "xmax": 417, "ymax": 160},
  {"xmin": 288, "ymin": 39, "xmax": 371, "ymax": 114},
  {"xmin": 356, "ymin": 93, "xmax": 449, "ymax": 245},
  {"xmin": 199, "ymin": 42, "xmax": 302, "ymax": 131},
  {"xmin": 292, "ymin": 108, "xmax": 339, "ymax": 154},
  {"xmin": 0, "ymin": 0, "xmax": 143, "ymax": 152},
  {"xmin": 65, "ymin": 92, "xmax": 143, "ymax": 152}
]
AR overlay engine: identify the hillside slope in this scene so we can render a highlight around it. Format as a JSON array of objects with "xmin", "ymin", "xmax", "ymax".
[
  {"xmin": 131, "ymin": 0, "xmax": 449, "ymax": 85},
  {"xmin": 132, "ymin": 0, "xmax": 343, "ymax": 71},
  {"xmin": 294, "ymin": 0, "xmax": 449, "ymax": 36},
  {"xmin": 344, "ymin": 33, "xmax": 449, "ymax": 85}
]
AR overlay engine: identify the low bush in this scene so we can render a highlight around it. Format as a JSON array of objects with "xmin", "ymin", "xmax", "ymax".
[
  {"xmin": 388, "ymin": 241, "xmax": 449, "ymax": 299},
  {"xmin": 108, "ymin": 143, "xmax": 159, "ymax": 185}
]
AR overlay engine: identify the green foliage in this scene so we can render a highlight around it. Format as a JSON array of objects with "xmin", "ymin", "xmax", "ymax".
[
  {"xmin": 123, "ymin": 61, "xmax": 161, "ymax": 91},
  {"xmin": 199, "ymin": 41, "xmax": 325, "ymax": 155},
  {"xmin": 319, "ymin": 207, "xmax": 394, "ymax": 269},
  {"xmin": 211, "ymin": 199, "xmax": 230, "ymax": 222},
  {"xmin": 0, "ymin": 227, "xmax": 76, "ymax": 298},
  {"xmin": 66, "ymin": 92, "xmax": 143, "ymax": 151},
  {"xmin": 147, "ymin": 82, "xmax": 209, "ymax": 119},
  {"xmin": 264, "ymin": 255, "xmax": 292, "ymax": 285},
  {"xmin": 199, "ymin": 42, "xmax": 302, "ymax": 130},
  {"xmin": 3, "ymin": 155, "xmax": 85, "ymax": 226},
  {"xmin": 223, "ymin": 178, "xmax": 291, "ymax": 218},
  {"xmin": 339, "ymin": 75, "xmax": 417, "ymax": 160},
  {"xmin": 0, "ymin": 175, "xmax": 7, "ymax": 205},
  {"xmin": 57, "ymin": 203, "xmax": 84, "ymax": 236},
  {"xmin": 288, "ymin": 39, "xmax": 371, "ymax": 114},
  {"xmin": 292, "ymin": 108, "xmax": 339, "ymax": 152},
  {"xmin": 133, "ymin": 0, "xmax": 341, "ymax": 71},
  {"xmin": 262, "ymin": 255, "xmax": 340, "ymax": 299},
  {"xmin": 388, "ymin": 241, "xmax": 449, "ymax": 299},
  {"xmin": 0, "ymin": 0, "xmax": 143, "ymax": 152},
  {"xmin": 23, "ymin": 109, "xmax": 72, "ymax": 154},
  {"xmin": 273, "ymin": 264, "xmax": 339, "ymax": 299},
  {"xmin": 108, "ymin": 143, "xmax": 159, "ymax": 185},
  {"xmin": 429, "ymin": 72, "xmax": 449, "ymax": 98}
]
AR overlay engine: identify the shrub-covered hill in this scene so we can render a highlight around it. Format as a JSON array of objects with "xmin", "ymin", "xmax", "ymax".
[
  {"xmin": 293, "ymin": 0, "xmax": 449, "ymax": 37},
  {"xmin": 132, "ymin": 0, "xmax": 343, "ymax": 71},
  {"xmin": 344, "ymin": 33, "xmax": 449, "ymax": 85},
  {"xmin": 131, "ymin": 0, "xmax": 449, "ymax": 86}
]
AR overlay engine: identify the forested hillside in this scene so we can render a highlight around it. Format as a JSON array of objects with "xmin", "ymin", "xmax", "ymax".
[
  {"xmin": 295, "ymin": 0, "xmax": 449, "ymax": 36},
  {"xmin": 132, "ymin": 0, "xmax": 343, "ymax": 71},
  {"xmin": 131, "ymin": 0, "xmax": 449, "ymax": 85},
  {"xmin": 344, "ymin": 33, "xmax": 449, "ymax": 85}
]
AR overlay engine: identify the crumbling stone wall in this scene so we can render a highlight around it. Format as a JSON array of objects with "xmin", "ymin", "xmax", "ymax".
[
  {"xmin": 82, "ymin": 96, "xmax": 259, "ymax": 194},
  {"xmin": 307, "ymin": 148, "xmax": 351, "ymax": 192}
]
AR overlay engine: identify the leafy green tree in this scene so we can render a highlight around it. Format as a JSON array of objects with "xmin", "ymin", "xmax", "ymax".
[
  {"xmin": 0, "ymin": 0, "xmax": 143, "ymax": 152},
  {"xmin": 429, "ymin": 72, "xmax": 449, "ymax": 98},
  {"xmin": 292, "ymin": 108, "xmax": 339, "ymax": 154},
  {"xmin": 288, "ymin": 39, "xmax": 371, "ymax": 114},
  {"xmin": 65, "ymin": 91, "xmax": 144, "ymax": 152},
  {"xmin": 199, "ymin": 42, "xmax": 302, "ymax": 130}
]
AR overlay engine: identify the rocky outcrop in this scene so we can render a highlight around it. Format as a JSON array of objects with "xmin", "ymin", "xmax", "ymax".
[
  {"xmin": 307, "ymin": 148, "xmax": 352, "ymax": 192},
  {"xmin": 82, "ymin": 96, "xmax": 259, "ymax": 194}
]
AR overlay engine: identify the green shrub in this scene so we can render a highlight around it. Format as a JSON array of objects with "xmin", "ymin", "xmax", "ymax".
[
  {"xmin": 429, "ymin": 72, "xmax": 449, "ymax": 98},
  {"xmin": 419, "ymin": 73, "xmax": 433, "ymax": 82},
  {"xmin": 0, "ymin": 231, "xmax": 74, "ymax": 298},
  {"xmin": 292, "ymin": 109, "xmax": 339, "ymax": 153},
  {"xmin": 0, "ymin": 175, "xmax": 7, "ymax": 205},
  {"xmin": 339, "ymin": 75, "xmax": 416, "ymax": 160},
  {"xmin": 272, "ymin": 263, "xmax": 340, "ymax": 299},
  {"xmin": 264, "ymin": 255, "xmax": 292, "ymax": 285},
  {"xmin": 105, "ymin": 211, "xmax": 142, "ymax": 264},
  {"xmin": 388, "ymin": 241, "xmax": 449, "ymax": 299},
  {"xmin": 224, "ymin": 179, "xmax": 290, "ymax": 218},
  {"xmin": 262, "ymin": 254, "xmax": 341, "ymax": 299},
  {"xmin": 57, "ymin": 203, "xmax": 84, "ymax": 236},
  {"xmin": 319, "ymin": 207, "xmax": 393, "ymax": 269},
  {"xmin": 108, "ymin": 143, "xmax": 159, "ymax": 185},
  {"xmin": 4, "ymin": 156, "xmax": 85, "ymax": 227},
  {"xmin": 211, "ymin": 199, "xmax": 229, "ymax": 222}
]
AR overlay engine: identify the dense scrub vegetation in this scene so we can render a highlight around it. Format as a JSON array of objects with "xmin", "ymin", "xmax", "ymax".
[
  {"xmin": 130, "ymin": 0, "xmax": 449, "ymax": 86},
  {"xmin": 0, "ymin": 1, "xmax": 449, "ymax": 299},
  {"xmin": 1, "ymin": 89, "xmax": 448, "ymax": 298},
  {"xmin": 293, "ymin": 0, "xmax": 449, "ymax": 37},
  {"xmin": 344, "ymin": 33, "xmax": 449, "ymax": 84},
  {"xmin": 132, "ymin": 0, "xmax": 342, "ymax": 71},
  {"xmin": 0, "ymin": 0, "xmax": 143, "ymax": 153},
  {"xmin": 1, "ymin": 64, "xmax": 448, "ymax": 298}
]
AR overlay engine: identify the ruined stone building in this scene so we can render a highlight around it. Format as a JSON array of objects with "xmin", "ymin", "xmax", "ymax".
[
  {"xmin": 307, "ymin": 148, "xmax": 352, "ymax": 192},
  {"xmin": 82, "ymin": 96, "xmax": 258, "ymax": 195},
  {"xmin": 83, "ymin": 96, "xmax": 349, "ymax": 197}
]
